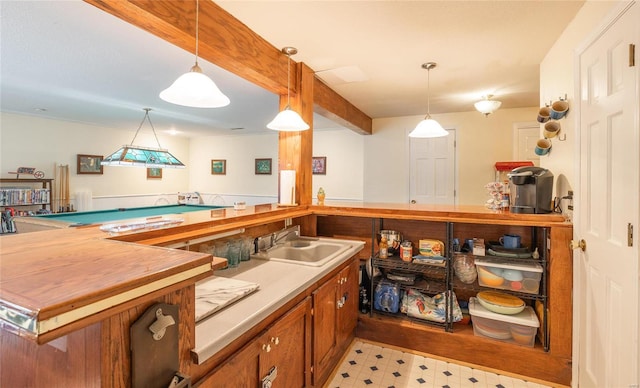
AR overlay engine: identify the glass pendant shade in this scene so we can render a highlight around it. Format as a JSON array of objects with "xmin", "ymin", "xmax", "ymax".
[
  {"xmin": 474, "ymin": 96, "xmax": 502, "ymax": 116},
  {"xmin": 160, "ymin": 64, "xmax": 230, "ymax": 108},
  {"xmin": 411, "ymin": 62, "xmax": 448, "ymax": 138},
  {"xmin": 267, "ymin": 106, "xmax": 310, "ymax": 131},
  {"xmin": 268, "ymin": 47, "xmax": 310, "ymax": 131},
  {"xmin": 159, "ymin": 0, "xmax": 229, "ymax": 109},
  {"xmin": 409, "ymin": 116, "xmax": 449, "ymax": 138}
]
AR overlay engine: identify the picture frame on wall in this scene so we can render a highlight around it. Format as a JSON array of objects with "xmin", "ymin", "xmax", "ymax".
[
  {"xmin": 211, "ymin": 159, "xmax": 226, "ymax": 175},
  {"xmin": 312, "ymin": 156, "xmax": 327, "ymax": 175},
  {"xmin": 255, "ymin": 158, "xmax": 272, "ymax": 175},
  {"xmin": 77, "ymin": 154, "xmax": 103, "ymax": 175},
  {"xmin": 146, "ymin": 167, "xmax": 162, "ymax": 179}
]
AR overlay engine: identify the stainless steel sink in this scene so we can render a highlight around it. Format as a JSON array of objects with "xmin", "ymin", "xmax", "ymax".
[{"xmin": 251, "ymin": 237, "xmax": 353, "ymax": 267}]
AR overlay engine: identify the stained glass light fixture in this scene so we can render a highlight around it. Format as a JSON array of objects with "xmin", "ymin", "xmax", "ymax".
[{"xmin": 101, "ymin": 108, "xmax": 185, "ymax": 168}]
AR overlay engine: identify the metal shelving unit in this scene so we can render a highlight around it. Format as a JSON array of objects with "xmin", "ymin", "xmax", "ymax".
[{"xmin": 369, "ymin": 219, "xmax": 550, "ymax": 350}]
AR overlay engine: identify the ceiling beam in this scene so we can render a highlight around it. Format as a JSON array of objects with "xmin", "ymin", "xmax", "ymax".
[
  {"xmin": 84, "ymin": 0, "xmax": 372, "ymax": 135},
  {"xmin": 314, "ymin": 77, "xmax": 373, "ymax": 135}
]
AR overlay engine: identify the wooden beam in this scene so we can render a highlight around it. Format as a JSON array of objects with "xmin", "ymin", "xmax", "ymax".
[
  {"xmin": 84, "ymin": 0, "xmax": 289, "ymax": 95},
  {"xmin": 83, "ymin": 0, "xmax": 372, "ymax": 135},
  {"xmin": 314, "ymin": 77, "xmax": 373, "ymax": 135}
]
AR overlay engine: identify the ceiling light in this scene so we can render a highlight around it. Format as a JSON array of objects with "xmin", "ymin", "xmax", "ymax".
[
  {"xmin": 102, "ymin": 108, "xmax": 185, "ymax": 168},
  {"xmin": 409, "ymin": 62, "xmax": 448, "ymax": 138},
  {"xmin": 159, "ymin": 0, "xmax": 230, "ymax": 108},
  {"xmin": 267, "ymin": 47, "xmax": 310, "ymax": 132},
  {"xmin": 474, "ymin": 94, "xmax": 502, "ymax": 117}
]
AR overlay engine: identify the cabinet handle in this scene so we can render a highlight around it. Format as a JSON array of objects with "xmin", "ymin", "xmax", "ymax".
[
  {"xmin": 337, "ymin": 299, "xmax": 344, "ymax": 309},
  {"xmin": 271, "ymin": 336, "xmax": 280, "ymax": 345},
  {"xmin": 262, "ymin": 343, "xmax": 271, "ymax": 352}
]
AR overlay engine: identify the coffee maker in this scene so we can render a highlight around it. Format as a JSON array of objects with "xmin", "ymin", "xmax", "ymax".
[{"xmin": 508, "ymin": 166, "xmax": 554, "ymax": 214}]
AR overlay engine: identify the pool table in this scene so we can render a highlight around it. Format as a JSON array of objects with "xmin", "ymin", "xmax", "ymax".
[{"xmin": 35, "ymin": 204, "xmax": 226, "ymax": 226}]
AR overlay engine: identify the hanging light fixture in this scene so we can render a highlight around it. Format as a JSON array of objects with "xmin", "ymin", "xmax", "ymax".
[
  {"xmin": 159, "ymin": 0, "xmax": 230, "ymax": 108},
  {"xmin": 267, "ymin": 47, "xmax": 310, "ymax": 131},
  {"xmin": 409, "ymin": 62, "xmax": 448, "ymax": 138},
  {"xmin": 102, "ymin": 108, "xmax": 185, "ymax": 168},
  {"xmin": 474, "ymin": 94, "xmax": 502, "ymax": 117}
]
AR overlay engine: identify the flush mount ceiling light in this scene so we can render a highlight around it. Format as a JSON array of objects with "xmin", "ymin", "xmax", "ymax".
[
  {"xmin": 409, "ymin": 62, "xmax": 448, "ymax": 138},
  {"xmin": 474, "ymin": 94, "xmax": 502, "ymax": 117},
  {"xmin": 159, "ymin": 0, "xmax": 230, "ymax": 108},
  {"xmin": 267, "ymin": 47, "xmax": 310, "ymax": 132},
  {"xmin": 102, "ymin": 108, "xmax": 185, "ymax": 169}
]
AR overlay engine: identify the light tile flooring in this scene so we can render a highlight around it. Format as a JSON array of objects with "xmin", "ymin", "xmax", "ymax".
[{"xmin": 325, "ymin": 339, "xmax": 555, "ymax": 388}]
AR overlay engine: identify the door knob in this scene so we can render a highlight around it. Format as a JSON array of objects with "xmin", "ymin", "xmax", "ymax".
[
  {"xmin": 570, "ymin": 239, "xmax": 586, "ymax": 252},
  {"xmin": 411, "ymin": 200, "xmax": 416, "ymax": 204}
]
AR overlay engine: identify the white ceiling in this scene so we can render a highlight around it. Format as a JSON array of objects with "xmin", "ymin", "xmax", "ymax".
[{"xmin": 0, "ymin": 1, "xmax": 585, "ymax": 138}]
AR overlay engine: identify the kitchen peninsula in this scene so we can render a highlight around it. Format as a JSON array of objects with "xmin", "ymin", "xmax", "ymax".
[{"xmin": 0, "ymin": 202, "xmax": 573, "ymax": 387}]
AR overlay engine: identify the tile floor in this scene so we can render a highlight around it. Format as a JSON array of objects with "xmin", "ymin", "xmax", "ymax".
[{"xmin": 325, "ymin": 340, "xmax": 554, "ymax": 388}]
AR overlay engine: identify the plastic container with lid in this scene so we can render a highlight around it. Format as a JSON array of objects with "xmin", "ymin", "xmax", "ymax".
[
  {"xmin": 469, "ymin": 297, "xmax": 539, "ymax": 347},
  {"xmin": 474, "ymin": 258, "xmax": 542, "ymax": 294}
]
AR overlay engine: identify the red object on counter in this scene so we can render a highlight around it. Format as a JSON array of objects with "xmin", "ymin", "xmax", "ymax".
[{"xmin": 494, "ymin": 161, "xmax": 535, "ymax": 171}]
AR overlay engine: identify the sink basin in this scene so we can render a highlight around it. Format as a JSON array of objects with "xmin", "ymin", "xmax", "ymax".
[{"xmin": 251, "ymin": 237, "xmax": 353, "ymax": 267}]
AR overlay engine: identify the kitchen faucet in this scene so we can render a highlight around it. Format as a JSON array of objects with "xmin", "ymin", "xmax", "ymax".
[
  {"xmin": 271, "ymin": 225, "xmax": 300, "ymax": 246},
  {"xmin": 256, "ymin": 225, "xmax": 301, "ymax": 252}
]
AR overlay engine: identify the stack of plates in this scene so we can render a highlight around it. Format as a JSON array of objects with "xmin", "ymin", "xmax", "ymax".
[{"xmin": 476, "ymin": 291, "xmax": 525, "ymax": 315}]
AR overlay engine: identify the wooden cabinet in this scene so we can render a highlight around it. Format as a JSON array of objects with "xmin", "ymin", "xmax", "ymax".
[
  {"xmin": 197, "ymin": 297, "xmax": 311, "ymax": 388},
  {"xmin": 312, "ymin": 258, "xmax": 359, "ymax": 385}
]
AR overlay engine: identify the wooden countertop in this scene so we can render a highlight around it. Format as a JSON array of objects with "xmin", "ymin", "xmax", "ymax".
[
  {"xmin": 0, "ymin": 202, "xmax": 571, "ymax": 344},
  {"xmin": 310, "ymin": 201, "xmax": 572, "ymax": 227},
  {"xmin": 0, "ymin": 226, "xmax": 222, "ymax": 344}
]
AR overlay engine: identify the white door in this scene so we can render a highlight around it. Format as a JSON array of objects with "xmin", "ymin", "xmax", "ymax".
[
  {"xmin": 577, "ymin": 3, "xmax": 639, "ymax": 387},
  {"xmin": 409, "ymin": 129, "xmax": 456, "ymax": 204},
  {"xmin": 512, "ymin": 122, "xmax": 540, "ymax": 166}
]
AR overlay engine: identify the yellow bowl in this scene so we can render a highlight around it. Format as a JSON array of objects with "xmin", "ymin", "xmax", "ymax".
[{"xmin": 477, "ymin": 266, "xmax": 504, "ymax": 287}]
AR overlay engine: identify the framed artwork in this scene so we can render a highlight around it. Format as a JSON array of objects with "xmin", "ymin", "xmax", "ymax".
[
  {"xmin": 146, "ymin": 167, "xmax": 162, "ymax": 179},
  {"xmin": 255, "ymin": 158, "xmax": 272, "ymax": 175},
  {"xmin": 211, "ymin": 159, "xmax": 226, "ymax": 175},
  {"xmin": 312, "ymin": 156, "xmax": 327, "ymax": 175},
  {"xmin": 77, "ymin": 154, "xmax": 103, "ymax": 175}
]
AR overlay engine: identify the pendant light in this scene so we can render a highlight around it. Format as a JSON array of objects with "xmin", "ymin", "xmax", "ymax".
[
  {"xmin": 102, "ymin": 108, "xmax": 185, "ymax": 168},
  {"xmin": 409, "ymin": 62, "xmax": 448, "ymax": 138},
  {"xmin": 159, "ymin": 0, "xmax": 230, "ymax": 108},
  {"xmin": 267, "ymin": 47, "xmax": 310, "ymax": 131},
  {"xmin": 474, "ymin": 94, "xmax": 502, "ymax": 117}
]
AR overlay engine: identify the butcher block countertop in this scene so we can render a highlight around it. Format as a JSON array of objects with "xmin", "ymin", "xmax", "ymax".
[
  {"xmin": 0, "ymin": 202, "xmax": 571, "ymax": 345},
  {"xmin": 0, "ymin": 226, "xmax": 223, "ymax": 344}
]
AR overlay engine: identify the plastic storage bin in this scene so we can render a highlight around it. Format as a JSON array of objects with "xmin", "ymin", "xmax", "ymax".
[
  {"xmin": 474, "ymin": 258, "xmax": 542, "ymax": 294},
  {"xmin": 469, "ymin": 297, "xmax": 539, "ymax": 347}
]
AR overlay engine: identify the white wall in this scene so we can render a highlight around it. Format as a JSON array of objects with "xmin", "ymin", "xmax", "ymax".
[
  {"xmin": 539, "ymin": 0, "xmax": 619, "ymax": 212},
  {"xmin": 0, "ymin": 112, "xmax": 190, "ymax": 209},
  {"xmin": 187, "ymin": 128, "xmax": 365, "ymax": 205},
  {"xmin": 188, "ymin": 132, "xmax": 280, "ymax": 205},
  {"xmin": 0, "ymin": 112, "xmax": 365, "ymax": 208},
  {"xmin": 312, "ymin": 129, "xmax": 364, "ymax": 201},
  {"xmin": 364, "ymin": 107, "xmax": 538, "ymax": 206}
]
